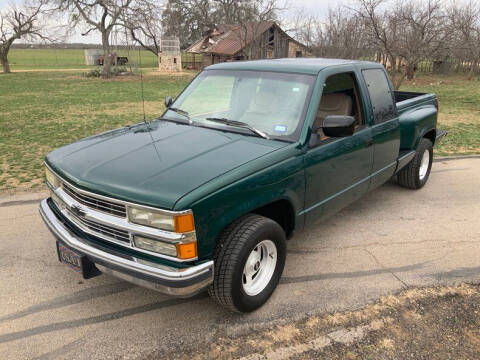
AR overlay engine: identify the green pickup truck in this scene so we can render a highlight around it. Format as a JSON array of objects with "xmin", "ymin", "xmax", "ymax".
[{"xmin": 40, "ymin": 58, "xmax": 446, "ymax": 312}]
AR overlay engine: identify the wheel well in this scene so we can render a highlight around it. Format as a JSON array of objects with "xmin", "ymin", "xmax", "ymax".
[
  {"xmin": 252, "ymin": 200, "xmax": 295, "ymax": 239},
  {"xmin": 423, "ymin": 129, "xmax": 436, "ymax": 145}
]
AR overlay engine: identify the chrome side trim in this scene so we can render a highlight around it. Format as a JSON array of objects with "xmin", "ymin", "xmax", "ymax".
[
  {"xmin": 39, "ymin": 200, "xmax": 213, "ymax": 297},
  {"xmin": 52, "ymin": 188, "xmax": 197, "ymax": 262}
]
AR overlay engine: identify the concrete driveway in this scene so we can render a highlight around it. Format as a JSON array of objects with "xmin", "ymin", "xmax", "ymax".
[{"xmin": 0, "ymin": 158, "xmax": 479, "ymax": 359}]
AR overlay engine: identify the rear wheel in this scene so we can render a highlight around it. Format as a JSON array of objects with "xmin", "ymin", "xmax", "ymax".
[
  {"xmin": 208, "ymin": 214, "xmax": 286, "ymax": 313},
  {"xmin": 397, "ymin": 138, "xmax": 433, "ymax": 189}
]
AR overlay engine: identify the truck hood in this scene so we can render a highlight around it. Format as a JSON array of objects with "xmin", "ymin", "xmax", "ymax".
[{"xmin": 46, "ymin": 120, "xmax": 287, "ymax": 210}]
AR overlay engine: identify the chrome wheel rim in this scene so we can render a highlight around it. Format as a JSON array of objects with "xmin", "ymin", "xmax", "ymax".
[
  {"xmin": 242, "ymin": 240, "xmax": 277, "ymax": 296},
  {"xmin": 419, "ymin": 150, "xmax": 430, "ymax": 180}
]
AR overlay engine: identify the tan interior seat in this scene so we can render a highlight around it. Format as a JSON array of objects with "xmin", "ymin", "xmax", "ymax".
[
  {"xmin": 239, "ymin": 87, "xmax": 278, "ymax": 129},
  {"xmin": 314, "ymin": 93, "xmax": 353, "ymax": 130}
]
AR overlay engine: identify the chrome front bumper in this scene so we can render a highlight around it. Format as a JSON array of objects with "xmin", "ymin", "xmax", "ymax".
[{"xmin": 39, "ymin": 199, "xmax": 214, "ymax": 297}]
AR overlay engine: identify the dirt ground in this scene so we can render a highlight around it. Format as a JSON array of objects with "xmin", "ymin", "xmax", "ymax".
[{"xmin": 169, "ymin": 284, "xmax": 480, "ymax": 360}]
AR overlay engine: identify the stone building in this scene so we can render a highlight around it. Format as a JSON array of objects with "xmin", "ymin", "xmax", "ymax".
[{"xmin": 159, "ymin": 37, "xmax": 182, "ymax": 72}]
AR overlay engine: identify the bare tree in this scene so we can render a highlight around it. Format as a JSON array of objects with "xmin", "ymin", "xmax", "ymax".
[
  {"xmin": 351, "ymin": 0, "xmax": 406, "ymax": 88},
  {"xmin": 230, "ymin": 0, "xmax": 287, "ymax": 60},
  {"xmin": 395, "ymin": 0, "xmax": 450, "ymax": 78},
  {"xmin": 124, "ymin": 1, "xmax": 164, "ymax": 56},
  {"xmin": 352, "ymin": 0, "xmax": 451, "ymax": 88},
  {"xmin": 448, "ymin": 2, "xmax": 480, "ymax": 79},
  {"xmin": 288, "ymin": 8, "xmax": 319, "ymax": 50},
  {"xmin": 0, "ymin": 0, "xmax": 54, "ymax": 74},
  {"xmin": 292, "ymin": 7, "xmax": 371, "ymax": 60},
  {"xmin": 58, "ymin": 0, "xmax": 136, "ymax": 76}
]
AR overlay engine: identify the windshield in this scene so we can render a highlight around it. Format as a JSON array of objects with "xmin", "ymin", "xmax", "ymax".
[{"xmin": 163, "ymin": 69, "xmax": 316, "ymax": 141}]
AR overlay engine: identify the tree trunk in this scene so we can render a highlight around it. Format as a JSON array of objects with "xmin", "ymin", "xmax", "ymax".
[
  {"xmin": 389, "ymin": 69, "xmax": 406, "ymax": 90},
  {"xmin": 467, "ymin": 60, "xmax": 478, "ymax": 80},
  {"xmin": 0, "ymin": 49, "xmax": 11, "ymax": 74},
  {"xmin": 101, "ymin": 31, "xmax": 112, "ymax": 77},
  {"xmin": 406, "ymin": 63, "xmax": 417, "ymax": 80}
]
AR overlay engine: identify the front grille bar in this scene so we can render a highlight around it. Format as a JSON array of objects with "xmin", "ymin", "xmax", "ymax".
[
  {"xmin": 67, "ymin": 210, "xmax": 131, "ymax": 243},
  {"xmin": 63, "ymin": 183, "xmax": 127, "ymax": 218}
]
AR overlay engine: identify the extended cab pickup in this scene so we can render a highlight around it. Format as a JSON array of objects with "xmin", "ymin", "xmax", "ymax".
[{"xmin": 40, "ymin": 58, "xmax": 446, "ymax": 312}]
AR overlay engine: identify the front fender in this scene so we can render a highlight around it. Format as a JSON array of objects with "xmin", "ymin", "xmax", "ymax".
[{"xmin": 187, "ymin": 155, "xmax": 305, "ymax": 260}]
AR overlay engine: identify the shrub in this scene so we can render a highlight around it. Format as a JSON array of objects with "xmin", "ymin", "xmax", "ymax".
[{"xmin": 83, "ymin": 67, "xmax": 131, "ymax": 78}]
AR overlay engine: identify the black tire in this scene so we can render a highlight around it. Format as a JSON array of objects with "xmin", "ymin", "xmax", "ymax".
[
  {"xmin": 397, "ymin": 138, "xmax": 433, "ymax": 189},
  {"xmin": 208, "ymin": 214, "xmax": 286, "ymax": 313}
]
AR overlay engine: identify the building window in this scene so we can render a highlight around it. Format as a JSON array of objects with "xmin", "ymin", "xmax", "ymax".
[
  {"xmin": 174, "ymin": 57, "xmax": 177, "ymax": 64},
  {"xmin": 296, "ymin": 51, "xmax": 302, "ymax": 58}
]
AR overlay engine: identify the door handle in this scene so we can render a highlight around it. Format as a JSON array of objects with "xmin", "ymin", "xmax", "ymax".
[{"xmin": 366, "ymin": 139, "xmax": 373, "ymax": 147}]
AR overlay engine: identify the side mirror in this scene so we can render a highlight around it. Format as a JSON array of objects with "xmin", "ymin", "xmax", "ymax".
[
  {"xmin": 165, "ymin": 96, "xmax": 173, "ymax": 108},
  {"xmin": 323, "ymin": 115, "xmax": 355, "ymax": 137}
]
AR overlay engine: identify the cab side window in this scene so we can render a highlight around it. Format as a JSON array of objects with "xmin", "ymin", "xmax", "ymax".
[
  {"xmin": 314, "ymin": 72, "xmax": 364, "ymax": 140},
  {"xmin": 362, "ymin": 69, "xmax": 396, "ymax": 124}
]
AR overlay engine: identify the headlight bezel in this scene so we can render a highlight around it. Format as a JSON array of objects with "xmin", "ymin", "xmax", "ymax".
[
  {"xmin": 45, "ymin": 165, "xmax": 61, "ymax": 189},
  {"xmin": 127, "ymin": 206, "xmax": 197, "ymax": 259},
  {"xmin": 127, "ymin": 205, "xmax": 195, "ymax": 234},
  {"xmin": 127, "ymin": 206, "xmax": 176, "ymax": 231},
  {"xmin": 133, "ymin": 235, "xmax": 178, "ymax": 257}
]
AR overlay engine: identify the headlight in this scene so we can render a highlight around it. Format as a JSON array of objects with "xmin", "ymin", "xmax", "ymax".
[
  {"xmin": 133, "ymin": 235, "xmax": 197, "ymax": 259},
  {"xmin": 133, "ymin": 236, "xmax": 177, "ymax": 257},
  {"xmin": 45, "ymin": 166, "xmax": 61, "ymax": 189},
  {"xmin": 127, "ymin": 206, "xmax": 195, "ymax": 233}
]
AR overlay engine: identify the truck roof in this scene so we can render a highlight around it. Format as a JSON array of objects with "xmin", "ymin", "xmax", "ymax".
[{"xmin": 205, "ymin": 58, "xmax": 379, "ymax": 75}]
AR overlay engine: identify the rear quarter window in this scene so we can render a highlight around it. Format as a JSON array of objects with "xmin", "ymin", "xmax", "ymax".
[{"xmin": 362, "ymin": 69, "xmax": 396, "ymax": 124}]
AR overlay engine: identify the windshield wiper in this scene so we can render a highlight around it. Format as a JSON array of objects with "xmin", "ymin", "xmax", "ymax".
[
  {"xmin": 205, "ymin": 117, "xmax": 270, "ymax": 140},
  {"xmin": 167, "ymin": 107, "xmax": 192, "ymax": 123}
]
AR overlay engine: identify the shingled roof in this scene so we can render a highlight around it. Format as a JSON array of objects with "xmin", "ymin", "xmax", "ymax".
[{"xmin": 186, "ymin": 21, "xmax": 278, "ymax": 56}]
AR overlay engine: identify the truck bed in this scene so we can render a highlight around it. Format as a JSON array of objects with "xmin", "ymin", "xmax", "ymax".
[
  {"xmin": 394, "ymin": 91, "xmax": 437, "ymax": 116},
  {"xmin": 394, "ymin": 91, "xmax": 438, "ymax": 151}
]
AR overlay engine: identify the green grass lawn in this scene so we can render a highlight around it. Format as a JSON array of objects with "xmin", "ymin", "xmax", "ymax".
[
  {"xmin": 7, "ymin": 49, "xmax": 202, "ymax": 70},
  {"xmin": 0, "ymin": 70, "xmax": 195, "ymax": 191},
  {"xmin": 400, "ymin": 75, "xmax": 480, "ymax": 156},
  {"xmin": 0, "ymin": 70, "xmax": 479, "ymax": 192}
]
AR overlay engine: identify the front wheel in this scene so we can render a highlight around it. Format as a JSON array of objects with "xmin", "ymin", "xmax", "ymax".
[
  {"xmin": 208, "ymin": 214, "xmax": 286, "ymax": 313},
  {"xmin": 397, "ymin": 138, "xmax": 433, "ymax": 189}
]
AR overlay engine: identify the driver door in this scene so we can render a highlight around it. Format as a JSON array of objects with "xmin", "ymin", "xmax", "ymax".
[{"xmin": 303, "ymin": 68, "xmax": 374, "ymax": 224}]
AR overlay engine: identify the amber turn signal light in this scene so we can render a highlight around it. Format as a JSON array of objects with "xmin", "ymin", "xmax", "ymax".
[
  {"xmin": 176, "ymin": 242, "xmax": 197, "ymax": 260},
  {"xmin": 174, "ymin": 213, "xmax": 195, "ymax": 233}
]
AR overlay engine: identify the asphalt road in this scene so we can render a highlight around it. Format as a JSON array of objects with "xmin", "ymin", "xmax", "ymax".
[{"xmin": 1, "ymin": 157, "xmax": 479, "ymax": 360}]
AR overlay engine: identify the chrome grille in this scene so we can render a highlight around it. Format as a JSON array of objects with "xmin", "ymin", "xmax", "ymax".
[
  {"xmin": 66, "ymin": 209, "xmax": 130, "ymax": 243},
  {"xmin": 62, "ymin": 183, "xmax": 127, "ymax": 218}
]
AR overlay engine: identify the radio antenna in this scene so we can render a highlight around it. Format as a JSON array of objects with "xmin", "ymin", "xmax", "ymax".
[
  {"xmin": 137, "ymin": 47, "xmax": 147, "ymax": 125},
  {"xmin": 123, "ymin": 26, "xmax": 148, "ymax": 127}
]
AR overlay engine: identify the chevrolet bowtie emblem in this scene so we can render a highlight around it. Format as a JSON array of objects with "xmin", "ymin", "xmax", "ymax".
[{"xmin": 70, "ymin": 204, "xmax": 86, "ymax": 217}]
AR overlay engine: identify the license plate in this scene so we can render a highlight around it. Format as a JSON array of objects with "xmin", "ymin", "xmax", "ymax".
[
  {"xmin": 56, "ymin": 242, "xmax": 101, "ymax": 279},
  {"xmin": 57, "ymin": 242, "xmax": 83, "ymax": 273}
]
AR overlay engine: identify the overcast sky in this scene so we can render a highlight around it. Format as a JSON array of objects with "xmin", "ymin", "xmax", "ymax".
[{"xmin": 2, "ymin": 0, "xmax": 351, "ymax": 43}]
